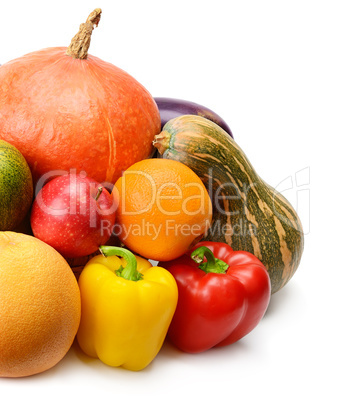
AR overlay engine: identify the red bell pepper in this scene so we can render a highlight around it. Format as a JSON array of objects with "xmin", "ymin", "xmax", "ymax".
[{"xmin": 162, "ymin": 241, "xmax": 271, "ymax": 353}]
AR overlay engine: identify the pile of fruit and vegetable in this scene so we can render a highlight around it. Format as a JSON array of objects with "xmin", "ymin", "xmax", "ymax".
[{"xmin": 0, "ymin": 9, "xmax": 304, "ymax": 377}]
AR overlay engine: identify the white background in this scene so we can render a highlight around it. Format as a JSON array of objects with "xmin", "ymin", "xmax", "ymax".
[{"xmin": 1, "ymin": 0, "xmax": 343, "ymax": 401}]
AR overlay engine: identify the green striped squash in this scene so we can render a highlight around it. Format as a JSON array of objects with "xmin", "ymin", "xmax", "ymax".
[
  {"xmin": 153, "ymin": 115, "xmax": 304, "ymax": 294},
  {"xmin": 0, "ymin": 140, "xmax": 33, "ymax": 230}
]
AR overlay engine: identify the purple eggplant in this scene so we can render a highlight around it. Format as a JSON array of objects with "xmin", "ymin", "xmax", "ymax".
[{"xmin": 154, "ymin": 97, "xmax": 233, "ymax": 138}]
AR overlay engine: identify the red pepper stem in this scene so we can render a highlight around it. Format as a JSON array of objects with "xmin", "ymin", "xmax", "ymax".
[
  {"xmin": 99, "ymin": 245, "xmax": 143, "ymax": 281},
  {"xmin": 191, "ymin": 246, "xmax": 229, "ymax": 274}
]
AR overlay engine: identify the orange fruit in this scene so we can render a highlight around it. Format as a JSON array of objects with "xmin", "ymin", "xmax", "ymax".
[
  {"xmin": 114, "ymin": 158, "xmax": 212, "ymax": 261},
  {"xmin": 0, "ymin": 232, "xmax": 81, "ymax": 377}
]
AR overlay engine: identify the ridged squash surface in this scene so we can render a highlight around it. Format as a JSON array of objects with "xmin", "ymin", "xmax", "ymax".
[{"xmin": 154, "ymin": 115, "xmax": 304, "ymax": 293}]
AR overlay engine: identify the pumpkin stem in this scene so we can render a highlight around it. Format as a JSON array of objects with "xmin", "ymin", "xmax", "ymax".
[{"xmin": 66, "ymin": 8, "xmax": 102, "ymax": 60}]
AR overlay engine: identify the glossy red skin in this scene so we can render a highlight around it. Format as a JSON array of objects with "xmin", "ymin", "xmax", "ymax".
[
  {"xmin": 30, "ymin": 174, "xmax": 117, "ymax": 258},
  {"xmin": 162, "ymin": 241, "xmax": 271, "ymax": 353}
]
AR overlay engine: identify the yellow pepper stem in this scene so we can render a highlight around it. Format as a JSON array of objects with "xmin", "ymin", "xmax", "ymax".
[{"xmin": 99, "ymin": 246, "xmax": 143, "ymax": 281}]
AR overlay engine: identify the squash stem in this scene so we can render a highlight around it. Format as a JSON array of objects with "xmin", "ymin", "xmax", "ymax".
[
  {"xmin": 191, "ymin": 246, "xmax": 229, "ymax": 274},
  {"xmin": 99, "ymin": 246, "xmax": 143, "ymax": 281},
  {"xmin": 66, "ymin": 8, "xmax": 102, "ymax": 60},
  {"xmin": 153, "ymin": 131, "xmax": 171, "ymax": 155}
]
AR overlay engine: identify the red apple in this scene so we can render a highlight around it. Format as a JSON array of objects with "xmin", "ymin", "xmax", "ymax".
[{"xmin": 31, "ymin": 172, "xmax": 118, "ymax": 258}]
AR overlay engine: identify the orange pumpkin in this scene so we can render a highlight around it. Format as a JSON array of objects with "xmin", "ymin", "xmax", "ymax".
[{"xmin": 0, "ymin": 9, "xmax": 160, "ymax": 187}]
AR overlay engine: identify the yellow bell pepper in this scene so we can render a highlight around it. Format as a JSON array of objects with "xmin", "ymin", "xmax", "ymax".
[{"xmin": 76, "ymin": 245, "xmax": 178, "ymax": 371}]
